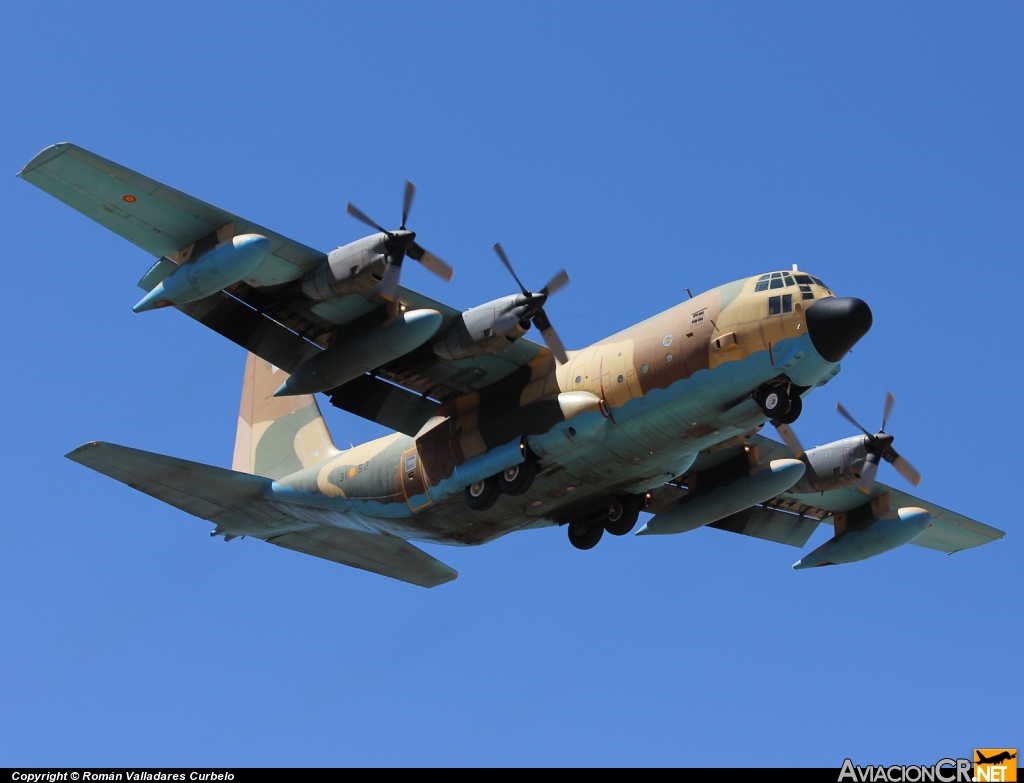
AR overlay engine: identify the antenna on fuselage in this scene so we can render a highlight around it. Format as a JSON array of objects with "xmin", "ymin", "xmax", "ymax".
[{"xmin": 686, "ymin": 288, "xmax": 693, "ymax": 299}]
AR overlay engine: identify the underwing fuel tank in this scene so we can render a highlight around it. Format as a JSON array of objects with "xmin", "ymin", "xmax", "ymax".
[
  {"xmin": 792, "ymin": 507, "xmax": 931, "ymax": 569},
  {"xmin": 274, "ymin": 309, "xmax": 443, "ymax": 397},
  {"xmin": 636, "ymin": 459, "xmax": 806, "ymax": 536},
  {"xmin": 133, "ymin": 234, "xmax": 271, "ymax": 312}
]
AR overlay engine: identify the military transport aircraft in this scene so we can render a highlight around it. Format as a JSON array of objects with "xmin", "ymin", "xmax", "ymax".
[{"xmin": 20, "ymin": 143, "xmax": 1004, "ymax": 587}]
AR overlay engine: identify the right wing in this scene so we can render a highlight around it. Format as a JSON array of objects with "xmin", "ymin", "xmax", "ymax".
[
  {"xmin": 21, "ymin": 144, "xmax": 551, "ymax": 423},
  {"xmin": 66, "ymin": 441, "xmax": 457, "ymax": 588}
]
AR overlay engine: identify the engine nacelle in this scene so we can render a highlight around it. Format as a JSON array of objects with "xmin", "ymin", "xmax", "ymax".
[
  {"xmin": 433, "ymin": 294, "xmax": 532, "ymax": 360},
  {"xmin": 301, "ymin": 235, "xmax": 389, "ymax": 300},
  {"xmin": 791, "ymin": 434, "xmax": 871, "ymax": 493}
]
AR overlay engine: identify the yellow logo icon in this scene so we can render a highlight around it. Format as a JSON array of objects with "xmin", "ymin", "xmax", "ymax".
[{"xmin": 975, "ymin": 749, "xmax": 1017, "ymax": 782}]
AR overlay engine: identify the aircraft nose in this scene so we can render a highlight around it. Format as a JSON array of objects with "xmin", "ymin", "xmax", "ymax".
[{"xmin": 805, "ymin": 297, "xmax": 872, "ymax": 362}]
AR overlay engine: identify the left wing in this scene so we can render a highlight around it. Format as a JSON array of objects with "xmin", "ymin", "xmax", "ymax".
[
  {"xmin": 658, "ymin": 433, "xmax": 1004, "ymax": 555},
  {"xmin": 20, "ymin": 144, "xmax": 552, "ymax": 423}
]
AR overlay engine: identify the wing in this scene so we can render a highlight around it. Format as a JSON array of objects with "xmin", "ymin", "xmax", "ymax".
[
  {"xmin": 656, "ymin": 432, "xmax": 1004, "ymax": 554},
  {"xmin": 66, "ymin": 441, "xmax": 457, "ymax": 588},
  {"xmin": 21, "ymin": 143, "xmax": 551, "ymax": 433}
]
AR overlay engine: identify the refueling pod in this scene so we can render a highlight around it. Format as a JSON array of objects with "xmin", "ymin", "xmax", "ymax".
[
  {"xmin": 794, "ymin": 495, "xmax": 931, "ymax": 568},
  {"xmin": 134, "ymin": 233, "xmax": 270, "ymax": 312},
  {"xmin": 275, "ymin": 309, "xmax": 443, "ymax": 396}
]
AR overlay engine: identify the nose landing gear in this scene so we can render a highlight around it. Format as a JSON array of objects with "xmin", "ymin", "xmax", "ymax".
[{"xmin": 755, "ymin": 381, "xmax": 803, "ymax": 425}]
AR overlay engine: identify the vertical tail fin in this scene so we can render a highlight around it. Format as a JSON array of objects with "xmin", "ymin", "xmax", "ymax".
[{"xmin": 232, "ymin": 353, "xmax": 339, "ymax": 479}]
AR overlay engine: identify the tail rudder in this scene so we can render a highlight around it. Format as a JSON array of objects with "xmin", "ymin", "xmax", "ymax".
[{"xmin": 233, "ymin": 353, "xmax": 339, "ymax": 479}]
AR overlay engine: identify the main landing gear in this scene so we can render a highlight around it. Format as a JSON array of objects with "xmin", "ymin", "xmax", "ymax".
[
  {"xmin": 463, "ymin": 454, "xmax": 538, "ymax": 511},
  {"xmin": 566, "ymin": 494, "xmax": 643, "ymax": 550}
]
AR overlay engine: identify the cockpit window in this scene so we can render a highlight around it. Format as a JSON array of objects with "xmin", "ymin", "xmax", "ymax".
[{"xmin": 756, "ymin": 271, "xmax": 829, "ymax": 294}]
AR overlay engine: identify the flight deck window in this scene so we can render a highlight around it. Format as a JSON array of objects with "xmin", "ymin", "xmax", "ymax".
[
  {"xmin": 784, "ymin": 275, "xmax": 796, "ymax": 287},
  {"xmin": 782, "ymin": 294, "xmax": 793, "ymax": 313},
  {"xmin": 800, "ymin": 284, "xmax": 814, "ymax": 301},
  {"xmin": 795, "ymin": 274, "xmax": 813, "ymax": 285},
  {"xmin": 755, "ymin": 279, "xmax": 769, "ymax": 292},
  {"xmin": 768, "ymin": 296, "xmax": 781, "ymax": 315},
  {"xmin": 811, "ymin": 276, "xmax": 826, "ymax": 287},
  {"xmin": 770, "ymin": 278, "xmax": 784, "ymax": 289}
]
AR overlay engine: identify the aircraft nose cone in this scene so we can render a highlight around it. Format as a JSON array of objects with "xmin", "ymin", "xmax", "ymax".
[{"xmin": 805, "ymin": 297, "xmax": 872, "ymax": 362}]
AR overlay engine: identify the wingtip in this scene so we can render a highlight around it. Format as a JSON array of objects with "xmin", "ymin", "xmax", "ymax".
[{"xmin": 18, "ymin": 142, "xmax": 74, "ymax": 178}]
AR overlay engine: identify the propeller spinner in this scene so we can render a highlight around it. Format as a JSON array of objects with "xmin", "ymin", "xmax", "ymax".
[
  {"xmin": 836, "ymin": 392, "xmax": 922, "ymax": 493},
  {"xmin": 347, "ymin": 181, "xmax": 453, "ymax": 301},
  {"xmin": 493, "ymin": 243, "xmax": 570, "ymax": 364}
]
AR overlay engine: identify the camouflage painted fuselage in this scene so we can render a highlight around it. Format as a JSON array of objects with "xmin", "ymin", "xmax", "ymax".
[{"xmin": 244, "ymin": 272, "xmax": 842, "ymax": 546}]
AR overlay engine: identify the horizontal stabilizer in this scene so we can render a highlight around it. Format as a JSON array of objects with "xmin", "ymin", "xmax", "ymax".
[
  {"xmin": 66, "ymin": 441, "xmax": 273, "ymax": 522},
  {"xmin": 267, "ymin": 527, "xmax": 457, "ymax": 588},
  {"xmin": 66, "ymin": 441, "xmax": 458, "ymax": 588}
]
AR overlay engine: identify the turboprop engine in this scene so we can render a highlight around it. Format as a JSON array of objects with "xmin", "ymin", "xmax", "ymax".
[
  {"xmin": 793, "ymin": 494, "xmax": 932, "ymax": 568},
  {"xmin": 133, "ymin": 233, "xmax": 270, "ymax": 312},
  {"xmin": 787, "ymin": 393, "xmax": 922, "ymax": 494},
  {"xmin": 300, "ymin": 234, "xmax": 390, "ymax": 300},
  {"xmin": 433, "ymin": 294, "xmax": 533, "ymax": 360},
  {"xmin": 434, "ymin": 243, "xmax": 571, "ymax": 362}
]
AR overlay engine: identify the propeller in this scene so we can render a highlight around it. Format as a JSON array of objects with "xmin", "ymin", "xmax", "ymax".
[
  {"xmin": 493, "ymin": 243, "xmax": 570, "ymax": 364},
  {"xmin": 836, "ymin": 392, "xmax": 922, "ymax": 493},
  {"xmin": 346, "ymin": 181, "xmax": 453, "ymax": 301}
]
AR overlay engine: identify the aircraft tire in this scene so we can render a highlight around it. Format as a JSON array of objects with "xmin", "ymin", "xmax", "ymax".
[
  {"xmin": 775, "ymin": 394, "xmax": 802, "ymax": 425},
  {"xmin": 605, "ymin": 495, "xmax": 640, "ymax": 536},
  {"xmin": 465, "ymin": 477, "xmax": 500, "ymax": 511},
  {"xmin": 498, "ymin": 459, "xmax": 536, "ymax": 496},
  {"xmin": 568, "ymin": 518, "xmax": 604, "ymax": 550},
  {"xmin": 759, "ymin": 386, "xmax": 791, "ymax": 418}
]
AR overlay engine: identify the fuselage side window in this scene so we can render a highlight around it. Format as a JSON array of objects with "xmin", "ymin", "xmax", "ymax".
[
  {"xmin": 768, "ymin": 295, "xmax": 781, "ymax": 315},
  {"xmin": 782, "ymin": 293, "xmax": 793, "ymax": 313}
]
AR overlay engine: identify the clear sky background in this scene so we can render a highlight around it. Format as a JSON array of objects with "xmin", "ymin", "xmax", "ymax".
[{"xmin": 1, "ymin": 1, "xmax": 1020, "ymax": 767}]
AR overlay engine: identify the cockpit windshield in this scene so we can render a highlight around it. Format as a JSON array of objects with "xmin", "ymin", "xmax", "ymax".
[{"xmin": 754, "ymin": 271, "xmax": 829, "ymax": 301}]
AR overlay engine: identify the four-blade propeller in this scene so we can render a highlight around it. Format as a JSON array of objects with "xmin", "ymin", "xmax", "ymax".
[
  {"xmin": 347, "ymin": 181, "xmax": 453, "ymax": 301},
  {"xmin": 836, "ymin": 392, "xmax": 922, "ymax": 493},
  {"xmin": 493, "ymin": 242, "xmax": 570, "ymax": 364}
]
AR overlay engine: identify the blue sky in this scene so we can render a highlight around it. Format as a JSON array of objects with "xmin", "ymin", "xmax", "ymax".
[{"xmin": 1, "ymin": 1, "xmax": 1020, "ymax": 767}]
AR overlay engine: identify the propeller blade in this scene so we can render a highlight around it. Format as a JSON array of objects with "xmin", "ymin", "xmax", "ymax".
[
  {"xmin": 408, "ymin": 242, "xmax": 453, "ymax": 281},
  {"xmin": 773, "ymin": 421, "xmax": 804, "ymax": 458},
  {"xmin": 493, "ymin": 243, "xmax": 528, "ymax": 295},
  {"xmin": 858, "ymin": 452, "xmax": 880, "ymax": 494},
  {"xmin": 379, "ymin": 257, "xmax": 403, "ymax": 301},
  {"xmin": 532, "ymin": 308, "xmax": 568, "ymax": 364},
  {"xmin": 401, "ymin": 181, "xmax": 415, "ymax": 229},
  {"xmin": 541, "ymin": 269, "xmax": 570, "ymax": 297},
  {"xmin": 881, "ymin": 392, "xmax": 895, "ymax": 433},
  {"xmin": 837, "ymin": 402, "xmax": 872, "ymax": 436},
  {"xmin": 884, "ymin": 449, "xmax": 921, "ymax": 487},
  {"xmin": 347, "ymin": 203, "xmax": 388, "ymax": 234}
]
